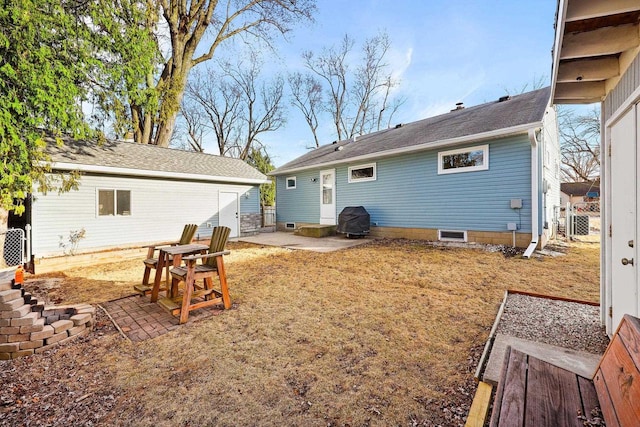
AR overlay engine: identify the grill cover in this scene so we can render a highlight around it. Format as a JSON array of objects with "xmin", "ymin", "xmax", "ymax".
[{"xmin": 337, "ymin": 206, "xmax": 370, "ymax": 236}]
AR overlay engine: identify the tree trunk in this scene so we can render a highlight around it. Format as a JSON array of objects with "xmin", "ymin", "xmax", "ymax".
[{"xmin": 154, "ymin": 51, "xmax": 193, "ymax": 147}]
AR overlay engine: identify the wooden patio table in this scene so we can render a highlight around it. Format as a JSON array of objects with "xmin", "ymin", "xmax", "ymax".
[{"xmin": 150, "ymin": 243, "xmax": 208, "ymax": 303}]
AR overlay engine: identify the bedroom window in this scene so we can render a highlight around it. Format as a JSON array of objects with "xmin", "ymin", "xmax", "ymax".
[
  {"xmin": 438, "ymin": 144, "xmax": 489, "ymax": 174},
  {"xmin": 98, "ymin": 189, "xmax": 131, "ymax": 216},
  {"xmin": 348, "ymin": 163, "xmax": 376, "ymax": 183},
  {"xmin": 286, "ymin": 176, "xmax": 297, "ymax": 189}
]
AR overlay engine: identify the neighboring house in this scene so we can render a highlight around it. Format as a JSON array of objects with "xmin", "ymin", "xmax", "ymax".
[
  {"xmin": 560, "ymin": 180, "xmax": 600, "ymax": 206},
  {"xmin": 270, "ymin": 87, "xmax": 561, "ymax": 254},
  {"xmin": 551, "ymin": 0, "xmax": 640, "ymax": 334},
  {"xmin": 8, "ymin": 138, "xmax": 269, "ymax": 261}
]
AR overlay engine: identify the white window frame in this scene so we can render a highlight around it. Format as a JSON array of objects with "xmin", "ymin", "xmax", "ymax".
[
  {"xmin": 286, "ymin": 176, "xmax": 297, "ymax": 189},
  {"xmin": 438, "ymin": 229, "xmax": 468, "ymax": 242},
  {"xmin": 348, "ymin": 162, "xmax": 377, "ymax": 183},
  {"xmin": 438, "ymin": 144, "xmax": 489, "ymax": 175},
  {"xmin": 97, "ymin": 189, "xmax": 131, "ymax": 217}
]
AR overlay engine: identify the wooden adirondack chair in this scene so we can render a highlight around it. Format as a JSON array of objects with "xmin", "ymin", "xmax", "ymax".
[
  {"xmin": 160, "ymin": 226, "xmax": 231, "ymax": 323},
  {"xmin": 134, "ymin": 223, "xmax": 198, "ymax": 296}
]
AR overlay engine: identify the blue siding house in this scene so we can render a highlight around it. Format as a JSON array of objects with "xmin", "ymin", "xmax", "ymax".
[{"xmin": 271, "ymin": 87, "xmax": 560, "ymax": 254}]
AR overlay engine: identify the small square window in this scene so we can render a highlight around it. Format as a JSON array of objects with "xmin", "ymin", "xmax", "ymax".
[
  {"xmin": 286, "ymin": 177, "xmax": 297, "ymax": 189},
  {"xmin": 438, "ymin": 145, "xmax": 489, "ymax": 175},
  {"xmin": 348, "ymin": 163, "xmax": 376, "ymax": 183}
]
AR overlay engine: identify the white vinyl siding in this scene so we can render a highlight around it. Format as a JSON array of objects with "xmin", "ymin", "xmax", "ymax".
[{"xmin": 32, "ymin": 174, "xmax": 257, "ymax": 257}]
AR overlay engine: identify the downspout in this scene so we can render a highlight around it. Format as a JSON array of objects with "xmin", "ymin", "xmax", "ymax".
[{"xmin": 523, "ymin": 128, "xmax": 540, "ymax": 258}]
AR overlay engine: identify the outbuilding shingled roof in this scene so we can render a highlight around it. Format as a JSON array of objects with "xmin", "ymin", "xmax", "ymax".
[
  {"xmin": 272, "ymin": 87, "xmax": 551, "ymax": 175},
  {"xmin": 45, "ymin": 138, "xmax": 268, "ymax": 183}
]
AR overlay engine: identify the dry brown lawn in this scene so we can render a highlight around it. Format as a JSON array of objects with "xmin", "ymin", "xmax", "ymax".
[{"xmin": 11, "ymin": 239, "xmax": 600, "ymax": 426}]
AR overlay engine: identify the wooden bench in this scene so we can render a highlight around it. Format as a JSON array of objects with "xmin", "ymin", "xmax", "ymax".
[{"xmin": 487, "ymin": 314, "xmax": 640, "ymax": 426}]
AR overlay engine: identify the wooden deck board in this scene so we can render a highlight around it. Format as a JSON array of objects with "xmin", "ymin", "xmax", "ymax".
[
  {"xmin": 577, "ymin": 376, "xmax": 600, "ymax": 423},
  {"xmin": 494, "ymin": 348, "xmax": 527, "ymax": 426},
  {"xmin": 490, "ymin": 316, "xmax": 640, "ymax": 427},
  {"xmin": 492, "ymin": 348, "xmax": 606, "ymax": 427},
  {"xmin": 526, "ymin": 356, "xmax": 584, "ymax": 427}
]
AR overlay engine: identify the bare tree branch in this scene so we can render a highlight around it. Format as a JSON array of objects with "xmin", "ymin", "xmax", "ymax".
[
  {"xmin": 181, "ymin": 54, "xmax": 285, "ymax": 160},
  {"xmin": 558, "ymin": 106, "xmax": 600, "ymax": 182},
  {"xmin": 292, "ymin": 31, "xmax": 403, "ymax": 145},
  {"xmin": 288, "ymin": 72, "xmax": 322, "ymax": 148}
]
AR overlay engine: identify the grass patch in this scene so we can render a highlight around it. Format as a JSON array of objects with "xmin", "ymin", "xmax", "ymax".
[{"xmin": 22, "ymin": 239, "xmax": 600, "ymax": 426}]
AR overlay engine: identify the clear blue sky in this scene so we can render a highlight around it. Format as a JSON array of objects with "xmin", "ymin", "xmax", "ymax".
[{"xmin": 210, "ymin": 0, "xmax": 560, "ymax": 167}]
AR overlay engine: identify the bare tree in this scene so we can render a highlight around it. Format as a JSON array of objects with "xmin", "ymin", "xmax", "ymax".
[
  {"xmin": 503, "ymin": 74, "xmax": 548, "ymax": 95},
  {"xmin": 229, "ymin": 55, "xmax": 286, "ymax": 159},
  {"xmin": 293, "ymin": 31, "xmax": 404, "ymax": 145},
  {"xmin": 558, "ymin": 106, "xmax": 601, "ymax": 182},
  {"xmin": 288, "ymin": 72, "xmax": 323, "ymax": 148},
  {"xmin": 178, "ymin": 102, "xmax": 208, "ymax": 152},
  {"xmin": 181, "ymin": 55, "xmax": 286, "ymax": 160},
  {"xmin": 94, "ymin": 0, "xmax": 315, "ymax": 147},
  {"xmin": 184, "ymin": 69, "xmax": 242, "ymax": 156}
]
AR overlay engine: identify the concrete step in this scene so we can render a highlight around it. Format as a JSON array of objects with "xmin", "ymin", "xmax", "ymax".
[{"xmin": 294, "ymin": 224, "xmax": 337, "ymax": 238}]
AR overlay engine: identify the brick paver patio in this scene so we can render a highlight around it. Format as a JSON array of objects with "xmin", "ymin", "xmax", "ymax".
[{"xmin": 101, "ymin": 295, "xmax": 223, "ymax": 341}]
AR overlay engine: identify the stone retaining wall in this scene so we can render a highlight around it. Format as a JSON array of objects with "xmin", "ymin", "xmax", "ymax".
[
  {"xmin": 0, "ymin": 273, "xmax": 95, "ymax": 360},
  {"xmin": 240, "ymin": 213, "xmax": 261, "ymax": 236}
]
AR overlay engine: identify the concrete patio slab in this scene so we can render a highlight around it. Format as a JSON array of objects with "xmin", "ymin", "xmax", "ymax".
[
  {"xmin": 234, "ymin": 232, "xmax": 371, "ymax": 253},
  {"xmin": 482, "ymin": 333, "xmax": 602, "ymax": 385}
]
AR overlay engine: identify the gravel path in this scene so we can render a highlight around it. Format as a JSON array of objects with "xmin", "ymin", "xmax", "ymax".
[{"xmin": 496, "ymin": 293, "xmax": 610, "ymax": 354}]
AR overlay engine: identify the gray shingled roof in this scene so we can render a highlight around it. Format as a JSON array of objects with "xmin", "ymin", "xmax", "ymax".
[
  {"xmin": 272, "ymin": 87, "xmax": 551, "ymax": 175},
  {"xmin": 560, "ymin": 181, "xmax": 600, "ymax": 196},
  {"xmin": 45, "ymin": 138, "xmax": 268, "ymax": 183}
]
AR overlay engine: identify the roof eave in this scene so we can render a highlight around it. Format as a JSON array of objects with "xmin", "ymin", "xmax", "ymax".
[
  {"xmin": 551, "ymin": 0, "xmax": 640, "ymax": 104},
  {"xmin": 270, "ymin": 121, "xmax": 542, "ymax": 176},
  {"xmin": 47, "ymin": 162, "xmax": 271, "ymax": 185}
]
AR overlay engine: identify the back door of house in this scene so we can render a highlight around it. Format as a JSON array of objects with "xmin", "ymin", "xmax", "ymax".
[
  {"xmin": 320, "ymin": 169, "xmax": 336, "ymax": 225},
  {"xmin": 609, "ymin": 103, "xmax": 638, "ymax": 331},
  {"xmin": 219, "ymin": 192, "xmax": 239, "ymax": 238}
]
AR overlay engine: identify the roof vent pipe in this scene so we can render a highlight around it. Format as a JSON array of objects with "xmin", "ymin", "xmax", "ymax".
[
  {"xmin": 352, "ymin": 135, "xmax": 357, "ymax": 142},
  {"xmin": 451, "ymin": 102, "xmax": 464, "ymax": 111}
]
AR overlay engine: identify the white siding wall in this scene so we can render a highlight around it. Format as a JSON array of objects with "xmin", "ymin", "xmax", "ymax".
[
  {"xmin": 541, "ymin": 105, "xmax": 562, "ymax": 233},
  {"xmin": 32, "ymin": 174, "xmax": 254, "ymax": 257}
]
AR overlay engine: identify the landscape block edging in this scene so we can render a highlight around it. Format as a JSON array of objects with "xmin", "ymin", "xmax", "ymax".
[{"xmin": 0, "ymin": 278, "xmax": 95, "ymax": 360}]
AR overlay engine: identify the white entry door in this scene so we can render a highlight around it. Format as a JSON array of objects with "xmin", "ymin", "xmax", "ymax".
[
  {"xmin": 219, "ymin": 192, "xmax": 239, "ymax": 238},
  {"xmin": 609, "ymin": 104, "xmax": 638, "ymax": 331},
  {"xmin": 320, "ymin": 169, "xmax": 336, "ymax": 225}
]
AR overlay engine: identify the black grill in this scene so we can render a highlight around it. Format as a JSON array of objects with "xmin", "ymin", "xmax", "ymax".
[{"xmin": 337, "ymin": 206, "xmax": 370, "ymax": 238}]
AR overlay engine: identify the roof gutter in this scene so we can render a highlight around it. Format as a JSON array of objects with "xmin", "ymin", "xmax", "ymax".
[
  {"xmin": 270, "ymin": 122, "xmax": 541, "ymax": 175},
  {"xmin": 523, "ymin": 128, "xmax": 541, "ymax": 259},
  {"xmin": 46, "ymin": 162, "xmax": 271, "ymax": 185}
]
